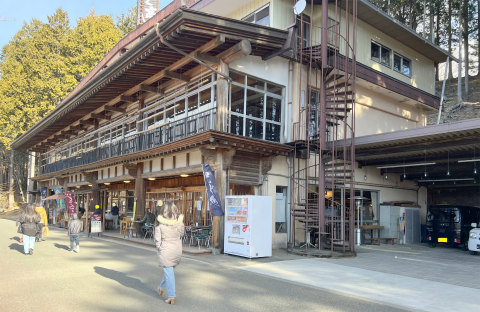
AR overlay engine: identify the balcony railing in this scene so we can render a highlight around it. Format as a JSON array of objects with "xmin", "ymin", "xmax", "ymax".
[{"xmin": 41, "ymin": 108, "xmax": 216, "ymax": 175}]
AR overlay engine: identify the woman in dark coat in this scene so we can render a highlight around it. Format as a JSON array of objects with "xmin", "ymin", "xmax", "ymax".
[
  {"xmin": 154, "ymin": 201, "xmax": 184, "ymax": 305},
  {"xmin": 18, "ymin": 204, "xmax": 41, "ymax": 255}
]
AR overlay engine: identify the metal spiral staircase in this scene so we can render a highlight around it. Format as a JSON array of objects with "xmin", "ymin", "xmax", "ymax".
[{"xmin": 289, "ymin": 0, "xmax": 357, "ymax": 255}]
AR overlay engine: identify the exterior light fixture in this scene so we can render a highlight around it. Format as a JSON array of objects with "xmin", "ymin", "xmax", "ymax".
[
  {"xmin": 104, "ymin": 182, "xmax": 111, "ymax": 185},
  {"xmin": 76, "ymin": 185, "xmax": 81, "ymax": 189},
  {"xmin": 147, "ymin": 178, "xmax": 156, "ymax": 181},
  {"xmin": 420, "ymin": 178, "xmax": 474, "ymax": 182},
  {"xmin": 376, "ymin": 162, "xmax": 436, "ymax": 169},
  {"xmin": 180, "ymin": 174, "xmax": 189, "ymax": 177},
  {"xmin": 123, "ymin": 180, "xmax": 131, "ymax": 183},
  {"xmin": 88, "ymin": 184, "xmax": 93, "ymax": 187},
  {"xmin": 446, "ymin": 151, "xmax": 450, "ymax": 176}
]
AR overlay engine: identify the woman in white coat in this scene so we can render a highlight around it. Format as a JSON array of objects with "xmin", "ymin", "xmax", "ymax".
[{"xmin": 155, "ymin": 201, "xmax": 184, "ymax": 305}]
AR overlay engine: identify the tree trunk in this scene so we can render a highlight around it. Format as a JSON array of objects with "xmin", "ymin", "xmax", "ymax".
[
  {"xmin": 435, "ymin": 1, "xmax": 441, "ymax": 81},
  {"xmin": 448, "ymin": 0, "xmax": 453, "ymax": 80},
  {"xmin": 477, "ymin": 0, "xmax": 480, "ymax": 77},
  {"xmin": 463, "ymin": 0, "xmax": 469, "ymax": 97},
  {"xmin": 458, "ymin": 8, "xmax": 463, "ymax": 107},
  {"xmin": 429, "ymin": 1, "xmax": 434, "ymax": 42}
]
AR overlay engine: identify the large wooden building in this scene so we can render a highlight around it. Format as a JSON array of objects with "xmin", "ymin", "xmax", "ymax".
[{"xmin": 11, "ymin": 0, "xmax": 454, "ymax": 252}]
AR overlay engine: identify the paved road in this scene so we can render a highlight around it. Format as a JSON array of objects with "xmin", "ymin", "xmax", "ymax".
[{"xmin": 0, "ymin": 219, "xmax": 407, "ymax": 312}]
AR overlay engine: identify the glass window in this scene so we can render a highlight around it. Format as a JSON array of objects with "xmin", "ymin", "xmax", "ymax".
[
  {"xmin": 266, "ymin": 123, "xmax": 280, "ymax": 142},
  {"xmin": 187, "ymin": 94, "xmax": 198, "ymax": 113},
  {"xmin": 246, "ymin": 89, "xmax": 264, "ymax": 119},
  {"xmin": 256, "ymin": 6, "xmax": 269, "ymax": 26},
  {"xmin": 393, "ymin": 54, "xmax": 401, "ymax": 72},
  {"xmin": 165, "ymin": 102, "xmax": 175, "ymax": 122},
  {"xmin": 371, "ymin": 41, "xmax": 391, "ymax": 67},
  {"xmin": 297, "ymin": 15, "xmax": 310, "ymax": 48},
  {"xmin": 402, "ymin": 58, "xmax": 411, "ymax": 76},
  {"xmin": 199, "ymin": 88, "xmax": 211, "ymax": 108},
  {"xmin": 229, "ymin": 70, "xmax": 283, "ymax": 142},
  {"xmin": 230, "ymin": 115, "xmax": 244, "ymax": 136},
  {"xmin": 175, "ymin": 98, "xmax": 185, "ymax": 118},
  {"xmin": 242, "ymin": 4, "xmax": 270, "ymax": 26},
  {"xmin": 247, "ymin": 76, "xmax": 264, "ymax": 90},
  {"xmin": 231, "ymin": 84, "xmax": 244, "ymax": 113},
  {"xmin": 230, "ymin": 71, "xmax": 245, "ymax": 84},
  {"xmin": 246, "ymin": 118, "xmax": 263, "ymax": 140},
  {"xmin": 381, "ymin": 46, "xmax": 391, "ymax": 67},
  {"xmin": 371, "ymin": 42, "xmax": 380, "ymax": 61},
  {"xmin": 393, "ymin": 53, "xmax": 412, "ymax": 77},
  {"xmin": 267, "ymin": 82, "xmax": 282, "ymax": 96},
  {"xmin": 266, "ymin": 96, "xmax": 281, "ymax": 122}
]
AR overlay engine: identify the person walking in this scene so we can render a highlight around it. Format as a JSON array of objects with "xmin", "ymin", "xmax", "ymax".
[
  {"xmin": 18, "ymin": 204, "xmax": 41, "ymax": 255},
  {"xmin": 111, "ymin": 204, "xmax": 119, "ymax": 229},
  {"xmin": 68, "ymin": 213, "xmax": 84, "ymax": 253},
  {"xmin": 154, "ymin": 201, "xmax": 184, "ymax": 305}
]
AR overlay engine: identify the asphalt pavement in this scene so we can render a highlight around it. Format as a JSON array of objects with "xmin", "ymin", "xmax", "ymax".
[{"xmin": 1, "ymin": 217, "xmax": 478, "ymax": 312}]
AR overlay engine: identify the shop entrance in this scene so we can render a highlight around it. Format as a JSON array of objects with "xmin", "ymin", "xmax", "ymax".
[{"xmin": 146, "ymin": 186, "xmax": 209, "ymax": 226}]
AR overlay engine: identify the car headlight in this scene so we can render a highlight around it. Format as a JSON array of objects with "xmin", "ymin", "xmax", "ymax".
[{"xmin": 470, "ymin": 232, "xmax": 478, "ymax": 239}]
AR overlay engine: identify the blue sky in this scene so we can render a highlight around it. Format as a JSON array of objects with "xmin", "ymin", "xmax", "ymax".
[{"xmin": 0, "ymin": 0, "xmax": 173, "ymax": 49}]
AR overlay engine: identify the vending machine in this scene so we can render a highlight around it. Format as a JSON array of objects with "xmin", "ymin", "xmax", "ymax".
[{"xmin": 224, "ymin": 196, "xmax": 272, "ymax": 258}]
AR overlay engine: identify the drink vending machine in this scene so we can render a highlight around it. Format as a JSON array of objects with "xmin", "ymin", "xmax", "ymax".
[{"xmin": 224, "ymin": 196, "xmax": 272, "ymax": 258}]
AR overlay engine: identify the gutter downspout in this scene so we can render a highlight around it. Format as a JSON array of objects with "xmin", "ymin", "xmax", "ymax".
[{"xmin": 437, "ymin": 56, "xmax": 449, "ymax": 124}]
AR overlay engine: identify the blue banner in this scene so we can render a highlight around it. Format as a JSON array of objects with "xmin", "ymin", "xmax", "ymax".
[
  {"xmin": 202, "ymin": 164, "xmax": 224, "ymax": 216},
  {"xmin": 40, "ymin": 187, "xmax": 48, "ymax": 206}
]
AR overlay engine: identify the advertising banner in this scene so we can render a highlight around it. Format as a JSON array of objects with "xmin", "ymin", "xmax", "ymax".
[
  {"xmin": 54, "ymin": 187, "xmax": 65, "ymax": 209},
  {"xmin": 40, "ymin": 187, "xmax": 48, "ymax": 206},
  {"xmin": 202, "ymin": 164, "xmax": 224, "ymax": 216},
  {"xmin": 64, "ymin": 191, "xmax": 77, "ymax": 217}
]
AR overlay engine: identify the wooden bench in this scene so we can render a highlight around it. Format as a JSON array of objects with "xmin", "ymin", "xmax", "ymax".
[{"xmin": 370, "ymin": 237, "xmax": 396, "ymax": 245}]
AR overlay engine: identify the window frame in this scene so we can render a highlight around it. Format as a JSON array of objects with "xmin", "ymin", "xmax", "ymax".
[
  {"xmin": 393, "ymin": 52, "xmax": 412, "ymax": 77},
  {"xmin": 229, "ymin": 70, "xmax": 284, "ymax": 143},
  {"xmin": 242, "ymin": 3, "xmax": 270, "ymax": 26},
  {"xmin": 371, "ymin": 41, "xmax": 391, "ymax": 68}
]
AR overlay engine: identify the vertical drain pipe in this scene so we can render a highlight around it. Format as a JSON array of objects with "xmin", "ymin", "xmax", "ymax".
[{"xmin": 437, "ymin": 56, "xmax": 450, "ymax": 125}]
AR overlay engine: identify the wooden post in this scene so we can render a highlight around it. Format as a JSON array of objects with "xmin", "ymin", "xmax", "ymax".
[
  {"xmin": 135, "ymin": 162, "xmax": 146, "ymax": 219},
  {"xmin": 216, "ymin": 60, "xmax": 229, "ymax": 132},
  {"xmin": 27, "ymin": 152, "xmax": 35, "ymax": 204}
]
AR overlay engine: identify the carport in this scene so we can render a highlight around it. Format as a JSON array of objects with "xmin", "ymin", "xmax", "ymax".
[{"xmin": 352, "ymin": 117, "xmax": 480, "ymax": 207}]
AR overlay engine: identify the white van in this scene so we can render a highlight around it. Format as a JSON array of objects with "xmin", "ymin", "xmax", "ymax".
[{"xmin": 468, "ymin": 223, "xmax": 480, "ymax": 255}]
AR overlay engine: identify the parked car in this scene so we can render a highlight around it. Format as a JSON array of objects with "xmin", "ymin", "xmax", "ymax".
[
  {"xmin": 426, "ymin": 205, "xmax": 480, "ymax": 249},
  {"xmin": 468, "ymin": 223, "xmax": 480, "ymax": 255}
]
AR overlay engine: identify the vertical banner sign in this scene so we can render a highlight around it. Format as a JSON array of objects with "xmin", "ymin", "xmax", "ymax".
[
  {"xmin": 40, "ymin": 187, "xmax": 48, "ymax": 206},
  {"xmin": 54, "ymin": 187, "xmax": 65, "ymax": 209},
  {"xmin": 202, "ymin": 164, "xmax": 224, "ymax": 216},
  {"xmin": 64, "ymin": 191, "xmax": 76, "ymax": 217}
]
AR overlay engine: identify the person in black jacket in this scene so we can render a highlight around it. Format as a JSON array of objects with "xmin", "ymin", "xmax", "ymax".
[{"xmin": 18, "ymin": 205, "xmax": 41, "ymax": 255}]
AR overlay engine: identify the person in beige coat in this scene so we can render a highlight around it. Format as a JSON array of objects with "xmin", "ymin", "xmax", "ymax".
[{"xmin": 155, "ymin": 201, "xmax": 184, "ymax": 305}]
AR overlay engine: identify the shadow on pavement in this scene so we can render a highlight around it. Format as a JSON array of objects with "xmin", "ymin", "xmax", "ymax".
[
  {"xmin": 9, "ymin": 243, "xmax": 25, "ymax": 254},
  {"xmin": 94, "ymin": 266, "xmax": 158, "ymax": 298},
  {"xmin": 54, "ymin": 243, "xmax": 70, "ymax": 251},
  {"xmin": 10, "ymin": 236, "xmax": 21, "ymax": 243}
]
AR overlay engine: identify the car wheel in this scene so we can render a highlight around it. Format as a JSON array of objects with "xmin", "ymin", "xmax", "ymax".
[
  {"xmin": 429, "ymin": 242, "xmax": 436, "ymax": 248},
  {"xmin": 469, "ymin": 250, "xmax": 477, "ymax": 255}
]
